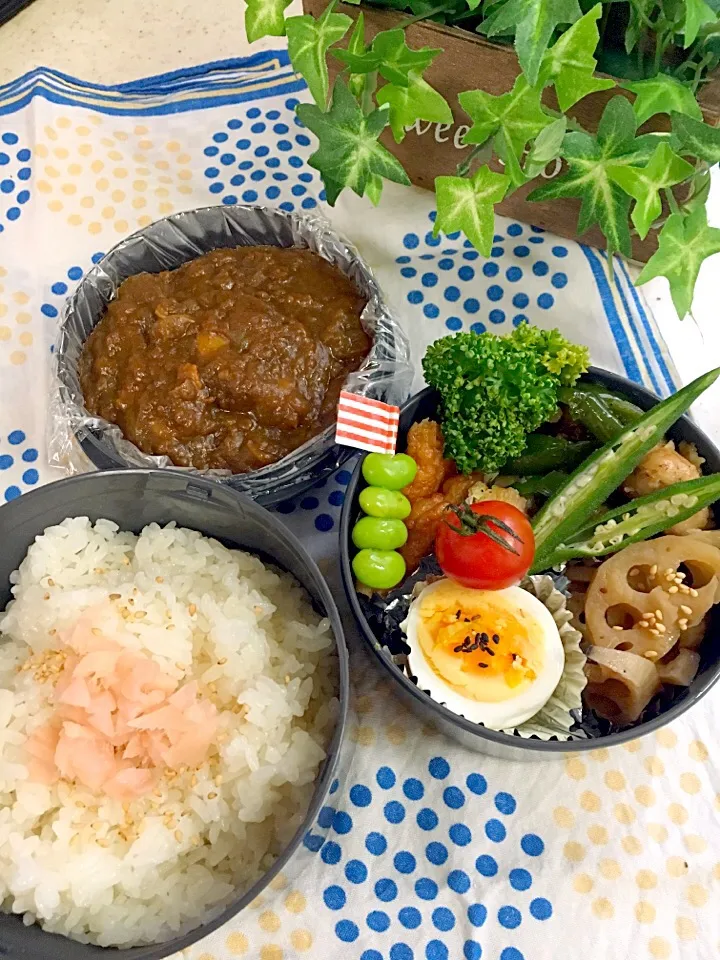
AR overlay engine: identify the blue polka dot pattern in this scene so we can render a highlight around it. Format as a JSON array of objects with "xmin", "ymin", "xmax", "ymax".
[
  {"xmin": 0, "ymin": 132, "xmax": 32, "ymax": 232},
  {"xmin": 1, "ymin": 429, "xmax": 42, "ymax": 499}
]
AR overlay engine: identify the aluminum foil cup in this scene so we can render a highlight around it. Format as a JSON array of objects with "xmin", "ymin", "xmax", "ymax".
[
  {"xmin": 50, "ymin": 205, "xmax": 412, "ymax": 505},
  {"xmin": 0, "ymin": 470, "xmax": 350, "ymax": 959},
  {"xmin": 339, "ymin": 368, "xmax": 720, "ymax": 760}
]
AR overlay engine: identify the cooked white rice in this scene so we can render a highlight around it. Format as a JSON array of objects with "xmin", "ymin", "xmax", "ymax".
[{"xmin": 0, "ymin": 518, "xmax": 338, "ymax": 947}]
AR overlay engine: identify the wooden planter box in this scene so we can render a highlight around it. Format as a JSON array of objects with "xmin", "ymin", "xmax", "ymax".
[{"xmin": 303, "ymin": 0, "xmax": 720, "ymax": 261}]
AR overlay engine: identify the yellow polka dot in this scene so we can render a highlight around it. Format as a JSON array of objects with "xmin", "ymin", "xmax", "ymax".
[
  {"xmin": 91, "ymin": 160, "xmax": 104, "ymax": 174},
  {"xmin": 78, "ymin": 143, "xmax": 92, "ymax": 156},
  {"xmin": 44, "ymin": 126, "xmax": 58, "ymax": 141},
  {"xmin": 635, "ymin": 901, "xmax": 656, "ymax": 923},
  {"xmin": 96, "ymin": 178, "xmax": 109, "ymax": 191},
  {"xmin": 102, "ymin": 206, "xmax": 115, "ymax": 219},
  {"xmin": 587, "ymin": 824, "xmax": 608, "ymax": 845},
  {"xmin": 356, "ymin": 695, "xmax": 373, "ymax": 715},
  {"xmin": 197, "ymin": 954, "xmax": 215, "ymax": 960},
  {"xmin": 137, "ymin": 215, "xmax": 152, "ymax": 228},
  {"xmin": 45, "ymin": 166, "xmax": 60, "ymax": 178},
  {"xmin": 100, "ymin": 137, "xmax": 115, "ymax": 148},
  {"xmin": 67, "ymin": 214, "xmax": 82, "ymax": 226},
  {"xmin": 644, "ymin": 756, "xmax": 665, "ymax": 776},
  {"xmin": 0, "ymin": 303, "xmax": 6, "ymax": 318},
  {"xmin": 111, "ymin": 189, "xmax": 125, "ymax": 203},
  {"xmin": 134, "ymin": 125, "xmax": 149, "ymax": 135},
  {"xmin": 36, "ymin": 144, "xmax": 49, "ymax": 159},
  {"xmin": 648, "ymin": 937, "xmax": 671, "ymax": 959},
  {"xmin": 88, "ymin": 222, "xmax": 102, "ymax": 235},
  {"xmin": 284, "ymin": 891, "xmax": 306, "ymax": 914},
  {"xmin": 686, "ymin": 883, "xmax": 708, "ymax": 907},
  {"xmin": 259, "ymin": 910, "xmax": 281, "ymax": 933},
  {"xmin": 622, "ymin": 836, "xmax": 642, "ymax": 855},
  {"xmin": 133, "ymin": 180, "xmax": 148, "ymax": 192},
  {"xmin": 15, "ymin": 312, "xmax": 31, "ymax": 325},
  {"xmin": 90, "ymin": 114, "xmax": 102, "ymax": 125},
  {"xmin": 290, "ymin": 929, "xmax": 312, "ymax": 952},
  {"xmin": 676, "ymin": 917, "xmax": 696, "ymax": 941},
  {"xmin": 386, "ymin": 724, "xmax": 406, "ymax": 745},
  {"xmin": 260, "ymin": 947, "xmax": 283, "ymax": 960},
  {"xmin": 0, "ymin": 325, "xmax": 10, "ymax": 340},
  {"xmin": 553, "ymin": 806, "xmax": 574, "ymax": 828},
  {"xmin": 56, "ymin": 117, "xmax": 71, "ymax": 129},
  {"xmin": 178, "ymin": 184, "xmax": 193, "ymax": 195},
  {"xmin": 136, "ymin": 166, "xmax": 150, "ymax": 176},
  {"xmin": 18, "ymin": 332, "xmax": 32, "ymax": 347},
  {"xmin": 80, "ymin": 196, "xmax": 94, "ymax": 209},
  {"xmin": 656, "ymin": 728, "xmax": 677, "ymax": 748},
  {"xmin": 114, "ymin": 168, "xmax": 128, "ymax": 178},
  {"xmin": 177, "ymin": 152, "xmax": 191, "ymax": 164},
  {"xmin": 648, "ymin": 823, "xmax": 668, "ymax": 843},
  {"xmin": 580, "ymin": 790, "xmax": 601, "ymax": 812},
  {"xmin": 604, "ymin": 769, "xmax": 626, "ymax": 791},
  {"xmin": 269, "ymin": 873, "xmax": 288, "ymax": 891},
  {"xmin": 667, "ymin": 855, "xmax": 688, "ymax": 878},
  {"xmin": 669, "ymin": 802, "xmax": 688, "ymax": 824},
  {"xmin": 37, "ymin": 180, "xmax": 52, "ymax": 194},
  {"xmin": 684, "ymin": 833, "xmax": 706, "ymax": 853},
  {"xmin": 68, "ymin": 163, "xmax": 82, "ymax": 176},
  {"xmin": 226, "ymin": 933, "xmax": 248, "ymax": 955},
  {"xmin": 565, "ymin": 757, "xmax": 586, "ymax": 780},
  {"xmin": 680, "ymin": 772, "xmax": 701, "ymax": 794},
  {"xmin": 0, "ymin": 267, "xmax": 5, "ymax": 276},
  {"xmin": 592, "ymin": 897, "xmax": 614, "ymax": 919},
  {"xmin": 75, "ymin": 125, "xmax": 91, "ymax": 136},
  {"xmin": 159, "ymin": 201, "xmax": 174, "ymax": 214},
  {"xmin": 599, "ymin": 858, "xmax": 621, "ymax": 880},
  {"xmin": 614, "ymin": 803, "xmax": 635, "ymax": 825},
  {"xmin": 591, "ymin": 747, "xmax": 610, "ymax": 762},
  {"xmin": 138, "ymin": 139, "xmax": 154, "ymax": 150},
  {"xmin": 623, "ymin": 737, "xmax": 642, "ymax": 752},
  {"xmin": 635, "ymin": 869, "xmax": 657, "ymax": 890},
  {"xmin": 573, "ymin": 873, "xmax": 593, "ymax": 893},
  {"xmin": 108, "ymin": 150, "xmax": 124, "ymax": 161},
  {"xmin": 155, "ymin": 187, "xmax": 169, "ymax": 198},
  {"xmin": 155, "ymin": 159, "xmax": 170, "ymax": 170},
  {"xmin": 61, "ymin": 183, "xmax": 77, "ymax": 195},
  {"xmin": 48, "ymin": 200, "xmax": 63, "ymax": 212},
  {"xmin": 133, "ymin": 153, "xmax": 147, "ymax": 163},
  {"xmin": 166, "ymin": 140, "xmax": 181, "ymax": 152},
  {"xmin": 635, "ymin": 785, "xmax": 655, "ymax": 807},
  {"xmin": 563, "ymin": 841, "xmax": 585, "ymax": 862},
  {"xmin": 132, "ymin": 197, "xmax": 146, "ymax": 210},
  {"xmin": 115, "ymin": 220, "xmax": 129, "ymax": 233},
  {"xmin": 251, "ymin": 894, "xmax": 265, "ymax": 910},
  {"xmin": 53, "ymin": 147, "xmax": 69, "ymax": 159},
  {"xmin": 114, "ymin": 130, "xmax": 129, "ymax": 141},
  {"xmin": 13, "ymin": 292, "xmax": 28, "ymax": 305},
  {"xmin": 10, "ymin": 351, "xmax": 25, "ymax": 365},
  {"xmin": 178, "ymin": 168, "xmax": 192, "ymax": 181},
  {"xmin": 689, "ymin": 740, "xmax": 708, "ymax": 762}
]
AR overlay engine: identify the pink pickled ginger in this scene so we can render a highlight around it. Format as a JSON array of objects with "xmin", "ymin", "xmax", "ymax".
[{"xmin": 26, "ymin": 616, "xmax": 217, "ymax": 799}]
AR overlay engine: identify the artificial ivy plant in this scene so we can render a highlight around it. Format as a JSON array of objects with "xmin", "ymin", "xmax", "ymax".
[{"xmin": 245, "ymin": 0, "xmax": 720, "ymax": 319}]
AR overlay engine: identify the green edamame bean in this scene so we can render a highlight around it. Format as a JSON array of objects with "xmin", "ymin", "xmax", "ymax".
[
  {"xmin": 352, "ymin": 548, "xmax": 407, "ymax": 590},
  {"xmin": 362, "ymin": 453, "xmax": 418, "ymax": 490},
  {"xmin": 359, "ymin": 486, "xmax": 412, "ymax": 519},
  {"xmin": 352, "ymin": 516, "xmax": 408, "ymax": 550}
]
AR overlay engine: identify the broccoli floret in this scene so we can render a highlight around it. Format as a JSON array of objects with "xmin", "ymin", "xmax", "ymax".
[{"xmin": 422, "ymin": 327, "xmax": 589, "ymax": 473}]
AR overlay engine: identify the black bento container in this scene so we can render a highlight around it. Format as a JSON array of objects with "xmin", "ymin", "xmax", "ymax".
[
  {"xmin": 340, "ymin": 367, "xmax": 720, "ymax": 759},
  {"xmin": 0, "ymin": 471, "xmax": 350, "ymax": 959},
  {"xmin": 53, "ymin": 205, "xmax": 411, "ymax": 506}
]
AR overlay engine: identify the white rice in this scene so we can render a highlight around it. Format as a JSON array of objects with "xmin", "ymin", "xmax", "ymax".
[{"xmin": 0, "ymin": 518, "xmax": 338, "ymax": 947}]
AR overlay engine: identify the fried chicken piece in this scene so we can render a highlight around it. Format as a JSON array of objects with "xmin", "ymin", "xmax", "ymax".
[
  {"xmin": 442, "ymin": 473, "xmax": 485, "ymax": 503},
  {"xmin": 624, "ymin": 440, "xmax": 710, "ymax": 534},
  {"xmin": 402, "ymin": 419, "xmax": 455, "ymax": 503},
  {"xmin": 400, "ymin": 493, "xmax": 449, "ymax": 574}
]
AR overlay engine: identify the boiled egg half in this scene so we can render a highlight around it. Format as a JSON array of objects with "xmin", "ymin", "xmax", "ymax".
[{"xmin": 403, "ymin": 578, "xmax": 565, "ymax": 730}]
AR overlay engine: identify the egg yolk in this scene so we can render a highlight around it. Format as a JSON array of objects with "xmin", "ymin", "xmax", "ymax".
[{"xmin": 416, "ymin": 582, "xmax": 545, "ymax": 703}]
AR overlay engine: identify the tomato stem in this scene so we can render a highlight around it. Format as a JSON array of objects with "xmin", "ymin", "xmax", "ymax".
[{"xmin": 443, "ymin": 504, "xmax": 522, "ymax": 555}]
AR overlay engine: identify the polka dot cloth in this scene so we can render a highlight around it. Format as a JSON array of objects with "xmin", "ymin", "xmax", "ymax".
[
  {"xmin": 0, "ymin": 429, "xmax": 40, "ymax": 501},
  {"xmin": 0, "ymin": 131, "xmax": 32, "ymax": 232}
]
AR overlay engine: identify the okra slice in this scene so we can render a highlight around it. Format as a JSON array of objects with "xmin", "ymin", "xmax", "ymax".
[
  {"xmin": 533, "ymin": 473, "xmax": 720, "ymax": 570},
  {"xmin": 532, "ymin": 367, "xmax": 720, "ymax": 564}
]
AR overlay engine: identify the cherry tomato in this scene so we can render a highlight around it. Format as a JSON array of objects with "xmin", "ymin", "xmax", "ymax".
[
  {"xmin": 435, "ymin": 500, "xmax": 535, "ymax": 590},
  {"xmin": 362, "ymin": 453, "xmax": 418, "ymax": 490}
]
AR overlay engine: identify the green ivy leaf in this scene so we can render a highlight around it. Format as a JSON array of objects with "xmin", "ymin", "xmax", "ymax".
[
  {"xmin": 286, "ymin": 4, "xmax": 352, "ymax": 109},
  {"xmin": 481, "ymin": 0, "xmax": 582, "ymax": 85},
  {"xmin": 623, "ymin": 75, "xmax": 704, "ymax": 127},
  {"xmin": 636, "ymin": 207, "xmax": 720, "ymax": 318},
  {"xmin": 523, "ymin": 116, "xmax": 567, "ymax": 178},
  {"xmin": 683, "ymin": 0, "xmax": 717, "ymax": 47},
  {"xmin": 608, "ymin": 142, "xmax": 694, "ymax": 239},
  {"xmin": 625, "ymin": 0, "xmax": 654, "ymax": 53},
  {"xmin": 376, "ymin": 74, "xmax": 453, "ymax": 142},
  {"xmin": 539, "ymin": 4, "xmax": 615, "ymax": 111},
  {"xmin": 434, "ymin": 166, "xmax": 510, "ymax": 255},
  {"xmin": 494, "ymin": 127, "xmax": 527, "ymax": 187},
  {"xmin": 245, "ymin": 0, "xmax": 293, "ymax": 43},
  {"xmin": 670, "ymin": 111, "xmax": 720, "ymax": 163},
  {"xmin": 366, "ymin": 174, "xmax": 384, "ymax": 206},
  {"xmin": 372, "ymin": 29, "xmax": 442, "ymax": 86},
  {"xmin": 460, "ymin": 75, "xmax": 553, "ymax": 158},
  {"xmin": 297, "ymin": 79, "xmax": 411, "ymax": 204},
  {"xmin": 528, "ymin": 96, "xmax": 658, "ymax": 257}
]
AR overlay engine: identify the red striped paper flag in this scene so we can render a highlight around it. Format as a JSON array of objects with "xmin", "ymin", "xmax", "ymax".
[{"xmin": 335, "ymin": 391, "xmax": 400, "ymax": 455}]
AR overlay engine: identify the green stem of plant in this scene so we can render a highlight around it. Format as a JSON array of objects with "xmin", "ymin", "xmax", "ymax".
[
  {"xmin": 400, "ymin": 2, "xmax": 454, "ymax": 27},
  {"xmin": 652, "ymin": 30, "xmax": 665, "ymax": 76},
  {"xmin": 361, "ymin": 71, "xmax": 377, "ymax": 114},
  {"xmin": 599, "ymin": 1, "xmax": 611, "ymax": 48},
  {"xmin": 664, "ymin": 187, "xmax": 681, "ymax": 216},
  {"xmin": 456, "ymin": 143, "xmax": 486, "ymax": 177}
]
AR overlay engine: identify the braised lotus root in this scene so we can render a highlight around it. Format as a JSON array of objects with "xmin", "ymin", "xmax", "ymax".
[
  {"xmin": 584, "ymin": 646, "xmax": 661, "ymax": 725},
  {"xmin": 585, "ymin": 536, "xmax": 720, "ymax": 659}
]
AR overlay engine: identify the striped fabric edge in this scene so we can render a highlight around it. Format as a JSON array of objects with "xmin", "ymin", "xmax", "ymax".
[
  {"xmin": 0, "ymin": 51, "xmax": 305, "ymax": 117},
  {"xmin": 581, "ymin": 245, "xmax": 678, "ymax": 397},
  {"xmin": 336, "ymin": 392, "xmax": 400, "ymax": 454}
]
